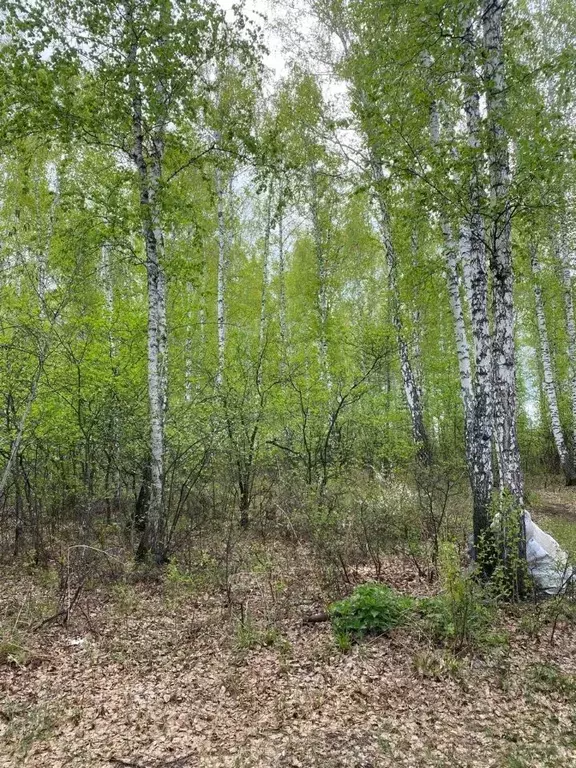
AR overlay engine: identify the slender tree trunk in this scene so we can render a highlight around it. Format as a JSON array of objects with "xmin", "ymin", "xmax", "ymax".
[
  {"xmin": 127, "ymin": 7, "xmax": 167, "ymax": 559},
  {"xmin": 310, "ymin": 168, "xmax": 331, "ymax": 391},
  {"xmin": 423, "ymin": 54, "xmax": 474, "ymax": 457},
  {"xmin": 410, "ymin": 231, "xmax": 423, "ymax": 378},
  {"xmin": 482, "ymin": 0, "xmax": 526, "ymax": 589},
  {"xmin": 530, "ymin": 242, "xmax": 576, "ymax": 484},
  {"xmin": 100, "ymin": 244, "xmax": 121, "ymax": 516},
  {"xmin": 442, "ymin": 221, "xmax": 474, "ymax": 438},
  {"xmin": 184, "ymin": 281, "xmax": 194, "ymax": 403},
  {"xmin": 372, "ymin": 162, "xmax": 431, "ymax": 464},
  {"xmin": 215, "ymin": 167, "xmax": 227, "ymax": 389},
  {"xmin": 326, "ymin": 25, "xmax": 430, "ymax": 462},
  {"xmin": 483, "ymin": 0, "xmax": 524, "ymax": 505},
  {"xmin": 461, "ymin": 12, "xmax": 495, "ymax": 545},
  {"xmin": 556, "ymin": 228, "xmax": 576, "ymax": 458},
  {"xmin": 278, "ymin": 193, "xmax": 288, "ymax": 369},
  {"xmin": 258, "ymin": 185, "xmax": 272, "ymax": 388}
]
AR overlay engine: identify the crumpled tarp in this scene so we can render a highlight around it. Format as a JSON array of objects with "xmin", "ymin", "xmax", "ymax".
[{"xmin": 524, "ymin": 511, "xmax": 572, "ymax": 595}]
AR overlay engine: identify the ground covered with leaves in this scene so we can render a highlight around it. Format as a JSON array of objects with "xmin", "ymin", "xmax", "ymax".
[{"xmin": 2, "ymin": 515, "xmax": 576, "ymax": 767}]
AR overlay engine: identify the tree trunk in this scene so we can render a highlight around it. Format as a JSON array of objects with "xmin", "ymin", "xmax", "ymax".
[
  {"xmin": 423, "ymin": 52, "xmax": 474, "ymax": 460},
  {"xmin": 483, "ymin": 0, "xmax": 524, "ymax": 504},
  {"xmin": 215, "ymin": 166, "xmax": 227, "ymax": 389},
  {"xmin": 278, "ymin": 193, "xmax": 288, "ymax": 366},
  {"xmin": 127, "ymin": 5, "xmax": 167, "ymax": 560},
  {"xmin": 530, "ymin": 242, "xmax": 576, "ymax": 484},
  {"xmin": 556, "ymin": 228, "xmax": 576, "ymax": 463},
  {"xmin": 442, "ymin": 220, "xmax": 474, "ymax": 441},
  {"xmin": 329, "ymin": 26, "xmax": 430, "ymax": 464},
  {"xmin": 100, "ymin": 243, "xmax": 121, "ymax": 517},
  {"xmin": 483, "ymin": 0, "xmax": 526, "ymax": 587},
  {"xmin": 310, "ymin": 168, "xmax": 331, "ymax": 391},
  {"xmin": 461, "ymin": 11, "xmax": 495, "ymax": 546},
  {"xmin": 258, "ymin": 185, "xmax": 272, "ymax": 388},
  {"xmin": 372, "ymin": 162, "xmax": 431, "ymax": 465}
]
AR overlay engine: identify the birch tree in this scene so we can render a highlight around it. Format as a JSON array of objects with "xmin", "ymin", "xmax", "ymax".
[
  {"xmin": 2, "ymin": 0, "xmax": 261, "ymax": 558},
  {"xmin": 555, "ymin": 228, "xmax": 576, "ymax": 460},
  {"xmin": 482, "ymin": 0, "xmax": 525, "ymax": 510},
  {"xmin": 530, "ymin": 242, "xmax": 576, "ymax": 484}
]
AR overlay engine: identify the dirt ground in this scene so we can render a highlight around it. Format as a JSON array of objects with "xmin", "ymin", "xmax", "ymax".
[{"xmin": 1, "ymin": 527, "xmax": 576, "ymax": 768}]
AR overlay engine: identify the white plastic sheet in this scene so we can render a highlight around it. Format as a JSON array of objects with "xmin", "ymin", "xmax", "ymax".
[{"xmin": 524, "ymin": 511, "xmax": 572, "ymax": 595}]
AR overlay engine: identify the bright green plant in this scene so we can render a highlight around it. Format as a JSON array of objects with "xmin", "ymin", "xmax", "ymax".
[
  {"xmin": 329, "ymin": 583, "xmax": 414, "ymax": 638},
  {"xmin": 418, "ymin": 541, "xmax": 500, "ymax": 651}
]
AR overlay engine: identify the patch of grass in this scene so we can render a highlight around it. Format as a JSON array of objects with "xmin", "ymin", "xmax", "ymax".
[
  {"xmin": 2, "ymin": 701, "xmax": 57, "ymax": 757},
  {"xmin": 526, "ymin": 662, "xmax": 576, "ymax": 700},
  {"xmin": 412, "ymin": 649, "xmax": 466, "ymax": 683},
  {"xmin": 333, "ymin": 631, "xmax": 352, "ymax": 653},
  {"xmin": 233, "ymin": 617, "xmax": 289, "ymax": 653},
  {"xmin": 538, "ymin": 516, "xmax": 576, "ymax": 559},
  {"xmin": 109, "ymin": 582, "xmax": 141, "ymax": 614},
  {"xmin": 0, "ymin": 637, "xmax": 31, "ymax": 666}
]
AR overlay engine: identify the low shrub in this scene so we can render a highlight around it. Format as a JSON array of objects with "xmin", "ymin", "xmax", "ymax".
[
  {"xmin": 417, "ymin": 591, "xmax": 498, "ymax": 651},
  {"xmin": 329, "ymin": 583, "xmax": 414, "ymax": 638},
  {"xmin": 417, "ymin": 541, "xmax": 499, "ymax": 651}
]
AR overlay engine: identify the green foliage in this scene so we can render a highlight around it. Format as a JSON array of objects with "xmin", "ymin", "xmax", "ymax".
[
  {"xmin": 479, "ymin": 492, "xmax": 531, "ymax": 601},
  {"xmin": 233, "ymin": 616, "xmax": 287, "ymax": 653},
  {"xmin": 418, "ymin": 542, "xmax": 500, "ymax": 651},
  {"xmin": 329, "ymin": 583, "xmax": 414, "ymax": 638},
  {"xmin": 526, "ymin": 662, "xmax": 576, "ymax": 700},
  {"xmin": 0, "ymin": 636, "xmax": 30, "ymax": 666},
  {"xmin": 412, "ymin": 649, "xmax": 466, "ymax": 683}
]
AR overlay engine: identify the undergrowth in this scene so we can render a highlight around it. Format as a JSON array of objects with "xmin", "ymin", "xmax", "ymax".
[{"xmin": 328, "ymin": 542, "xmax": 507, "ymax": 652}]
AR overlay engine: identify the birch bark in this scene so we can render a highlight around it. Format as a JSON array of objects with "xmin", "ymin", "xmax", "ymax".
[
  {"xmin": 372, "ymin": 162, "xmax": 431, "ymax": 464},
  {"xmin": 310, "ymin": 168, "xmax": 331, "ymax": 391},
  {"xmin": 257, "ymin": 185, "xmax": 272, "ymax": 388},
  {"xmin": 278, "ymin": 194, "xmax": 288, "ymax": 361},
  {"xmin": 329, "ymin": 20, "xmax": 430, "ymax": 462},
  {"xmin": 215, "ymin": 166, "xmax": 227, "ymax": 389},
  {"xmin": 530, "ymin": 243, "xmax": 575, "ymax": 484},
  {"xmin": 483, "ymin": 0, "xmax": 524, "ymax": 506},
  {"xmin": 126, "ymin": 3, "xmax": 168, "ymax": 558},
  {"xmin": 423, "ymin": 52, "xmax": 473, "ymax": 452},
  {"xmin": 100, "ymin": 244, "xmax": 121, "ymax": 515},
  {"xmin": 556, "ymin": 230, "xmax": 576, "ymax": 461},
  {"xmin": 461, "ymin": 11, "xmax": 495, "ymax": 542}
]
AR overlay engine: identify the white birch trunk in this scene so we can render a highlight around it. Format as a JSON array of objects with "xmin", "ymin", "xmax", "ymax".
[
  {"xmin": 127, "ymin": 4, "xmax": 167, "ymax": 557},
  {"xmin": 372, "ymin": 161, "xmax": 431, "ymax": 464},
  {"xmin": 461, "ymin": 11, "xmax": 495, "ymax": 542},
  {"xmin": 184, "ymin": 281, "xmax": 193, "ymax": 403},
  {"xmin": 410, "ymin": 231, "xmax": 423, "ymax": 378},
  {"xmin": 422, "ymin": 54, "xmax": 474, "ymax": 446},
  {"xmin": 257, "ymin": 187, "xmax": 272, "ymax": 389},
  {"xmin": 215, "ymin": 167, "xmax": 227, "ymax": 389},
  {"xmin": 483, "ymin": 0, "xmax": 524, "ymax": 506},
  {"xmin": 310, "ymin": 168, "xmax": 331, "ymax": 391},
  {"xmin": 278, "ymin": 196, "xmax": 288, "ymax": 357},
  {"xmin": 307, "ymin": 13, "xmax": 430, "ymax": 461},
  {"xmin": 100, "ymin": 244, "xmax": 121, "ymax": 510},
  {"xmin": 442, "ymin": 220, "xmax": 474, "ymax": 432},
  {"xmin": 530, "ymin": 243, "xmax": 575, "ymax": 484},
  {"xmin": 556, "ymin": 230, "xmax": 576, "ymax": 459}
]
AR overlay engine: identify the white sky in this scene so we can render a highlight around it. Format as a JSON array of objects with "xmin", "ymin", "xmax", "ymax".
[{"xmin": 218, "ymin": 0, "xmax": 290, "ymax": 81}]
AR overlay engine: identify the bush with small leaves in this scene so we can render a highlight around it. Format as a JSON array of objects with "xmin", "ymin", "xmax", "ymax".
[
  {"xmin": 329, "ymin": 583, "xmax": 414, "ymax": 638},
  {"xmin": 418, "ymin": 542, "xmax": 500, "ymax": 651}
]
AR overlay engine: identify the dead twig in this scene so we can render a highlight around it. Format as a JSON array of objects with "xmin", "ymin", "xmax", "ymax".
[{"xmin": 34, "ymin": 579, "xmax": 86, "ymax": 630}]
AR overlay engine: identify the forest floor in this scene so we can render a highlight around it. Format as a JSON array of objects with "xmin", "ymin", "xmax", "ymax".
[{"xmin": 2, "ymin": 489, "xmax": 576, "ymax": 768}]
